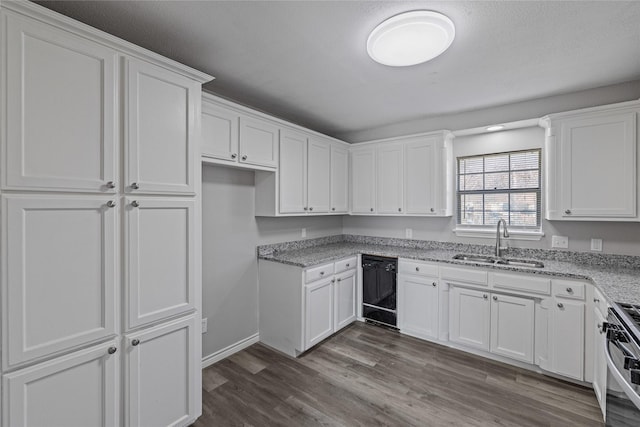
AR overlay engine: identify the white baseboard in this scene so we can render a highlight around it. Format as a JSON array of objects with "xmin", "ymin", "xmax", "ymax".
[{"xmin": 201, "ymin": 333, "xmax": 259, "ymax": 369}]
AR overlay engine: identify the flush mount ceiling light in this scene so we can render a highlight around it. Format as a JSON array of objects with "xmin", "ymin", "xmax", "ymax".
[
  {"xmin": 486, "ymin": 125, "xmax": 505, "ymax": 132},
  {"xmin": 367, "ymin": 10, "xmax": 455, "ymax": 67}
]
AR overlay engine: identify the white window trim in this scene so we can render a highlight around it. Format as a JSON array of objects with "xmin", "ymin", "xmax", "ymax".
[{"xmin": 453, "ymin": 227, "xmax": 544, "ymax": 241}]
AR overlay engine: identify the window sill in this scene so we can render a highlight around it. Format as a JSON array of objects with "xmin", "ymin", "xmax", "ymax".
[{"xmin": 453, "ymin": 227, "xmax": 544, "ymax": 241}]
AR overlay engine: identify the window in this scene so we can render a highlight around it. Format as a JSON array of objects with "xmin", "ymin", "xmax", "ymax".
[{"xmin": 457, "ymin": 149, "xmax": 541, "ymax": 228}]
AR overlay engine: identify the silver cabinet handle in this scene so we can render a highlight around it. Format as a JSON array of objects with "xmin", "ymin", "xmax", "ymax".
[
  {"xmin": 432, "ymin": 282, "xmax": 437, "ymax": 287},
  {"xmin": 231, "ymin": 153, "xmax": 237, "ymax": 159},
  {"xmin": 483, "ymin": 294, "xmax": 488, "ymax": 299},
  {"xmin": 337, "ymin": 278, "xmax": 342, "ymax": 282},
  {"xmin": 106, "ymin": 200, "xmax": 116, "ymax": 208},
  {"xmin": 398, "ymin": 208, "xmax": 401, "ymax": 212},
  {"xmin": 309, "ymin": 207, "xmax": 313, "ymax": 211},
  {"xmin": 565, "ymin": 209, "xmax": 571, "ymax": 214},
  {"xmin": 131, "ymin": 200, "xmax": 140, "ymax": 208},
  {"xmin": 107, "ymin": 346, "xmax": 117, "ymax": 355},
  {"xmin": 370, "ymin": 208, "xmax": 374, "ymax": 212},
  {"xmin": 241, "ymin": 155, "xmax": 248, "ymax": 161},
  {"xmin": 332, "ymin": 207, "xmax": 336, "ymax": 211},
  {"xmin": 415, "ymin": 267, "xmax": 420, "ymax": 272},
  {"xmin": 131, "ymin": 339, "xmax": 140, "ymax": 346},
  {"xmin": 558, "ymin": 303, "xmax": 564, "ymax": 308},
  {"xmin": 303, "ymin": 207, "xmax": 308, "ymax": 211},
  {"xmin": 566, "ymin": 287, "xmax": 573, "ymax": 293},
  {"xmin": 346, "ymin": 264, "xmax": 350, "ymax": 267},
  {"xmin": 430, "ymin": 208, "xmax": 435, "ymax": 212},
  {"xmin": 493, "ymin": 295, "xmax": 498, "ymax": 301},
  {"xmin": 331, "ymin": 278, "xmax": 335, "ymax": 283},
  {"xmin": 320, "ymin": 271, "xmax": 324, "ymax": 276},
  {"xmin": 106, "ymin": 181, "xmax": 116, "ymax": 189},
  {"xmin": 594, "ymin": 298, "xmax": 600, "ymax": 303},
  {"xmin": 130, "ymin": 182, "xmax": 139, "ymax": 190}
]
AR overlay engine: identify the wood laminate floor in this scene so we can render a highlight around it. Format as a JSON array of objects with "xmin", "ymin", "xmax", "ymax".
[{"xmin": 194, "ymin": 322, "xmax": 604, "ymax": 426}]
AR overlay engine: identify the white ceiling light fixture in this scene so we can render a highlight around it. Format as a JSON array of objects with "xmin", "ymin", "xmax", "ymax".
[
  {"xmin": 486, "ymin": 125, "xmax": 505, "ymax": 132},
  {"xmin": 367, "ymin": 10, "xmax": 455, "ymax": 67}
]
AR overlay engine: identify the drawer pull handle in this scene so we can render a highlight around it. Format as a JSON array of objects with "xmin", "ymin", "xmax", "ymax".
[
  {"xmin": 106, "ymin": 181, "xmax": 116, "ymax": 189},
  {"xmin": 319, "ymin": 271, "xmax": 324, "ymax": 276},
  {"xmin": 416, "ymin": 267, "xmax": 420, "ymax": 272},
  {"xmin": 346, "ymin": 264, "xmax": 350, "ymax": 267},
  {"xmin": 566, "ymin": 287, "xmax": 573, "ymax": 293},
  {"xmin": 432, "ymin": 282, "xmax": 437, "ymax": 287},
  {"xmin": 131, "ymin": 339, "xmax": 140, "ymax": 346},
  {"xmin": 107, "ymin": 346, "xmax": 117, "ymax": 355},
  {"xmin": 337, "ymin": 278, "xmax": 342, "ymax": 282},
  {"xmin": 131, "ymin": 200, "xmax": 140, "ymax": 208},
  {"xmin": 493, "ymin": 296, "xmax": 498, "ymax": 301},
  {"xmin": 557, "ymin": 303, "xmax": 564, "ymax": 308},
  {"xmin": 565, "ymin": 209, "xmax": 571, "ymax": 215},
  {"xmin": 231, "ymin": 153, "xmax": 237, "ymax": 159},
  {"xmin": 106, "ymin": 200, "xmax": 116, "ymax": 208},
  {"xmin": 130, "ymin": 182, "xmax": 139, "ymax": 190},
  {"xmin": 483, "ymin": 294, "xmax": 488, "ymax": 299},
  {"xmin": 242, "ymin": 155, "xmax": 248, "ymax": 161}
]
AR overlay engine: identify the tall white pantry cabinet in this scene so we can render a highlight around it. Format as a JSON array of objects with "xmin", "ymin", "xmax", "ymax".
[{"xmin": 0, "ymin": 2, "xmax": 212, "ymax": 427}]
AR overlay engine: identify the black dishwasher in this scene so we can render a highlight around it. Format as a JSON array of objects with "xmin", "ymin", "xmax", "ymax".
[{"xmin": 362, "ymin": 254, "xmax": 397, "ymax": 327}]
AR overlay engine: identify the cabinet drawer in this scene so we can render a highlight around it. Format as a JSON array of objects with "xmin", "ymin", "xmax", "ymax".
[
  {"xmin": 553, "ymin": 280, "xmax": 585, "ymax": 300},
  {"xmin": 335, "ymin": 256, "xmax": 357, "ymax": 274},
  {"xmin": 441, "ymin": 266, "xmax": 487, "ymax": 286},
  {"xmin": 305, "ymin": 263, "xmax": 334, "ymax": 283},
  {"xmin": 492, "ymin": 273, "xmax": 551, "ymax": 295},
  {"xmin": 399, "ymin": 259, "xmax": 438, "ymax": 277}
]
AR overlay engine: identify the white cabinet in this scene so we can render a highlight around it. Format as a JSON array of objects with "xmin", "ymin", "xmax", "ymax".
[
  {"xmin": 279, "ymin": 129, "xmax": 308, "ymax": 213},
  {"xmin": 239, "ymin": 116, "xmax": 279, "ymax": 168},
  {"xmin": 258, "ymin": 257, "xmax": 357, "ymax": 357},
  {"xmin": 330, "ymin": 144, "xmax": 349, "ymax": 213},
  {"xmin": 593, "ymin": 304, "xmax": 607, "ymax": 420},
  {"xmin": 124, "ymin": 198, "xmax": 196, "ymax": 330},
  {"xmin": 350, "ymin": 146, "xmax": 376, "ymax": 214},
  {"xmin": 490, "ymin": 294, "xmax": 534, "ymax": 363},
  {"xmin": 334, "ymin": 269, "xmax": 357, "ymax": 331},
  {"xmin": 125, "ymin": 316, "xmax": 197, "ymax": 427},
  {"xmin": 125, "ymin": 58, "xmax": 199, "ymax": 195},
  {"xmin": 449, "ymin": 287, "xmax": 491, "ymax": 351},
  {"xmin": 540, "ymin": 101, "xmax": 640, "ymax": 221},
  {"xmin": 304, "ymin": 277, "xmax": 334, "ymax": 349},
  {"xmin": 2, "ymin": 341, "xmax": 119, "ymax": 427},
  {"xmin": 201, "ymin": 101, "xmax": 239, "ymax": 163},
  {"xmin": 404, "ymin": 134, "xmax": 453, "ymax": 216},
  {"xmin": 2, "ymin": 195, "xmax": 117, "ymax": 369},
  {"xmin": 549, "ymin": 298, "xmax": 585, "ymax": 381},
  {"xmin": 398, "ymin": 273, "xmax": 439, "ymax": 341},
  {"xmin": 2, "ymin": 11, "xmax": 118, "ymax": 193},
  {"xmin": 377, "ymin": 143, "xmax": 404, "ymax": 214},
  {"xmin": 307, "ymin": 138, "xmax": 331, "ymax": 213}
]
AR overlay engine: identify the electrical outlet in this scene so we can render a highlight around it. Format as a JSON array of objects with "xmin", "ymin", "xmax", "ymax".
[
  {"xmin": 591, "ymin": 238, "xmax": 603, "ymax": 252},
  {"xmin": 301, "ymin": 228, "xmax": 306, "ymax": 238},
  {"xmin": 405, "ymin": 228, "xmax": 413, "ymax": 239},
  {"xmin": 551, "ymin": 235, "xmax": 569, "ymax": 249},
  {"xmin": 201, "ymin": 318, "xmax": 208, "ymax": 334}
]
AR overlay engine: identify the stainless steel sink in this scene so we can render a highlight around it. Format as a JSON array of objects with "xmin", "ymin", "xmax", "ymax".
[
  {"xmin": 495, "ymin": 258, "xmax": 544, "ymax": 268},
  {"xmin": 452, "ymin": 254, "xmax": 497, "ymax": 264},
  {"xmin": 452, "ymin": 254, "xmax": 544, "ymax": 268}
]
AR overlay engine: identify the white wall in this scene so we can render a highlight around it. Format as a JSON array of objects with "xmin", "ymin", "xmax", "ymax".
[
  {"xmin": 201, "ymin": 165, "xmax": 342, "ymax": 359},
  {"xmin": 343, "ymin": 125, "xmax": 640, "ymax": 256}
]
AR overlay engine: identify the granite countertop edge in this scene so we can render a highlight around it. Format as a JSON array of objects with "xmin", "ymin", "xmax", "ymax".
[{"xmin": 258, "ymin": 242, "xmax": 640, "ymax": 305}]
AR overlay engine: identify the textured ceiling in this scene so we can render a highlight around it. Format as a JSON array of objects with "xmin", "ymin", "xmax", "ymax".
[{"xmin": 35, "ymin": 1, "xmax": 640, "ymax": 140}]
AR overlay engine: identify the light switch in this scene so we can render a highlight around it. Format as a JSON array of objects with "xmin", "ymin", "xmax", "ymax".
[
  {"xmin": 591, "ymin": 238, "xmax": 603, "ymax": 252},
  {"xmin": 551, "ymin": 235, "xmax": 569, "ymax": 249}
]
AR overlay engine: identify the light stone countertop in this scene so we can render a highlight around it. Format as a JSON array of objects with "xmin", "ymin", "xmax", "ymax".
[{"xmin": 258, "ymin": 239, "xmax": 640, "ymax": 306}]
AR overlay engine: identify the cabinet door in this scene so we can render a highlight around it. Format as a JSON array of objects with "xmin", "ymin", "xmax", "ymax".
[
  {"xmin": 125, "ymin": 316, "xmax": 198, "ymax": 427},
  {"xmin": 307, "ymin": 138, "xmax": 331, "ymax": 213},
  {"xmin": 125, "ymin": 58, "xmax": 198, "ymax": 195},
  {"xmin": 592, "ymin": 307, "xmax": 607, "ymax": 420},
  {"xmin": 239, "ymin": 116, "xmax": 279, "ymax": 168},
  {"xmin": 559, "ymin": 112, "xmax": 636, "ymax": 218},
  {"xmin": 2, "ymin": 341, "xmax": 119, "ymax": 427},
  {"xmin": 490, "ymin": 294, "xmax": 534, "ymax": 363},
  {"xmin": 405, "ymin": 138, "xmax": 437, "ymax": 214},
  {"xmin": 350, "ymin": 147, "xmax": 376, "ymax": 214},
  {"xmin": 3, "ymin": 12, "xmax": 117, "ymax": 192},
  {"xmin": 330, "ymin": 145, "xmax": 349, "ymax": 213},
  {"xmin": 125, "ymin": 198, "xmax": 195, "ymax": 330},
  {"xmin": 377, "ymin": 143, "xmax": 404, "ymax": 214},
  {"xmin": 279, "ymin": 130, "xmax": 308, "ymax": 213},
  {"xmin": 2, "ymin": 195, "xmax": 117, "ymax": 369},
  {"xmin": 449, "ymin": 287, "xmax": 490, "ymax": 351},
  {"xmin": 550, "ymin": 300, "xmax": 585, "ymax": 380},
  {"xmin": 201, "ymin": 102, "xmax": 239, "ymax": 162},
  {"xmin": 304, "ymin": 278, "xmax": 334, "ymax": 350},
  {"xmin": 334, "ymin": 270, "xmax": 357, "ymax": 331},
  {"xmin": 398, "ymin": 275, "xmax": 439, "ymax": 340}
]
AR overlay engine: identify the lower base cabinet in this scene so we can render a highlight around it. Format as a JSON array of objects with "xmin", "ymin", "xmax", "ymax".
[
  {"xmin": 592, "ymin": 305, "xmax": 607, "ymax": 420},
  {"xmin": 125, "ymin": 315, "xmax": 198, "ymax": 427},
  {"xmin": 2, "ymin": 341, "xmax": 119, "ymax": 427},
  {"xmin": 334, "ymin": 269, "xmax": 357, "ymax": 331},
  {"xmin": 305, "ymin": 278, "xmax": 335, "ymax": 349},
  {"xmin": 549, "ymin": 299, "xmax": 585, "ymax": 381},
  {"xmin": 398, "ymin": 274, "xmax": 439, "ymax": 340},
  {"xmin": 449, "ymin": 287, "xmax": 535, "ymax": 363}
]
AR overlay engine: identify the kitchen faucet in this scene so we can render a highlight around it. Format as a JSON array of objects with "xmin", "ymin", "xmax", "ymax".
[{"xmin": 495, "ymin": 219, "xmax": 509, "ymax": 257}]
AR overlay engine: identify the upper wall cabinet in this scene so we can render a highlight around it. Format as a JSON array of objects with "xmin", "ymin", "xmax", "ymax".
[
  {"xmin": 540, "ymin": 100, "xmax": 640, "ymax": 221},
  {"xmin": 2, "ymin": 11, "xmax": 118, "ymax": 193},
  {"xmin": 125, "ymin": 58, "xmax": 200, "ymax": 195},
  {"xmin": 330, "ymin": 144, "xmax": 349, "ymax": 213},
  {"xmin": 201, "ymin": 94, "xmax": 279, "ymax": 170},
  {"xmin": 350, "ymin": 131, "xmax": 453, "ymax": 217}
]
